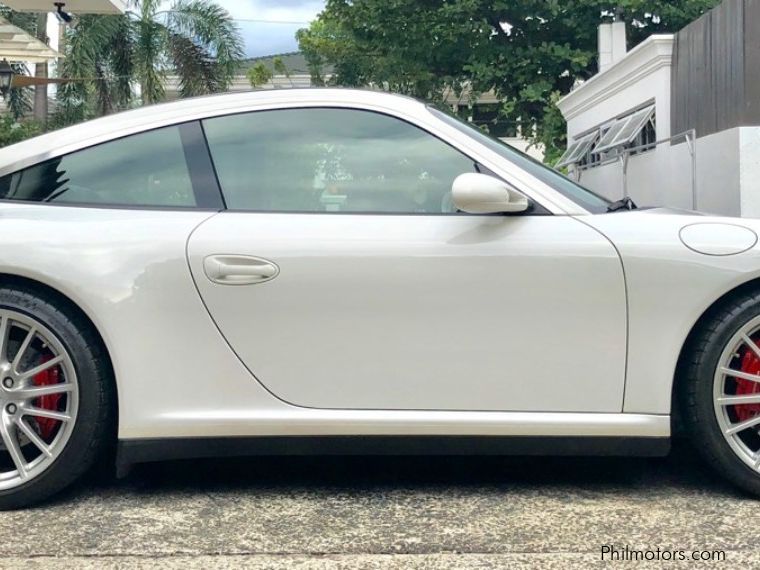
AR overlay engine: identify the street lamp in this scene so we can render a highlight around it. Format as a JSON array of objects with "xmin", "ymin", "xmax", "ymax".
[{"xmin": 0, "ymin": 60, "xmax": 14, "ymax": 95}]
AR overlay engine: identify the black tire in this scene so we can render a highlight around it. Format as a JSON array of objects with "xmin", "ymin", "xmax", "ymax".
[
  {"xmin": 0, "ymin": 286, "xmax": 114, "ymax": 509},
  {"xmin": 681, "ymin": 289, "xmax": 760, "ymax": 497}
]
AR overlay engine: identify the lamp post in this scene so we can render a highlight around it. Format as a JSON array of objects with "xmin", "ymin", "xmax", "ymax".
[{"xmin": 0, "ymin": 60, "xmax": 14, "ymax": 95}]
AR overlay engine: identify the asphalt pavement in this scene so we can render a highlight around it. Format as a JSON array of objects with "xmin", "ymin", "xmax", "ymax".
[{"xmin": 0, "ymin": 442, "xmax": 754, "ymax": 569}]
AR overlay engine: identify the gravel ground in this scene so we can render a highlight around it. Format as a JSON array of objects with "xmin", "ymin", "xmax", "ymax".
[{"xmin": 0, "ymin": 442, "xmax": 754, "ymax": 568}]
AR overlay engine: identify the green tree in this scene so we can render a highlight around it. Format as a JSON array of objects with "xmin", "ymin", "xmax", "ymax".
[
  {"xmin": 247, "ymin": 62, "xmax": 273, "ymax": 88},
  {"xmin": 298, "ymin": 0, "xmax": 721, "ymax": 163},
  {"xmin": 0, "ymin": 8, "xmax": 39, "ymax": 120},
  {"xmin": 0, "ymin": 114, "xmax": 41, "ymax": 147},
  {"xmin": 2, "ymin": 63, "xmax": 33, "ymax": 120},
  {"xmin": 272, "ymin": 56, "xmax": 293, "ymax": 87},
  {"xmin": 56, "ymin": 0, "xmax": 244, "ymax": 125}
]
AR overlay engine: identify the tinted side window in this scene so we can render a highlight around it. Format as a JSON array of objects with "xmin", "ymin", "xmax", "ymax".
[
  {"xmin": 428, "ymin": 107, "xmax": 611, "ymax": 213},
  {"xmin": 202, "ymin": 108, "xmax": 477, "ymax": 214},
  {"xmin": 0, "ymin": 125, "xmax": 196, "ymax": 207}
]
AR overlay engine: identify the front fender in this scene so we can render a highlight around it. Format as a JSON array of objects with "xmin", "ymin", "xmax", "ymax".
[{"xmin": 584, "ymin": 211, "xmax": 760, "ymax": 414}]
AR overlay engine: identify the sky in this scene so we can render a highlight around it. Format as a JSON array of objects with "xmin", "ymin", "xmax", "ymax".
[
  {"xmin": 45, "ymin": 1, "xmax": 324, "ymax": 65},
  {"xmin": 212, "ymin": 0, "xmax": 326, "ymax": 58}
]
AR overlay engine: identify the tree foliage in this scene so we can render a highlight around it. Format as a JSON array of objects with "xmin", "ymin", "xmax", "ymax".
[
  {"xmin": 3, "ymin": 64, "xmax": 34, "ymax": 120},
  {"xmin": 55, "ymin": 0, "xmax": 244, "ymax": 125},
  {"xmin": 247, "ymin": 62, "xmax": 273, "ymax": 88},
  {"xmin": 298, "ymin": 0, "xmax": 721, "ymax": 162},
  {"xmin": 273, "ymin": 56, "xmax": 293, "ymax": 86},
  {"xmin": 0, "ymin": 8, "xmax": 37, "ymax": 120},
  {"xmin": 0, "ymin": 114, "xmax": 41, "ymax": 147}
]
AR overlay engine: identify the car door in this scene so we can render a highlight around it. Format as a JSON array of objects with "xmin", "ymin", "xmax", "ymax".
[{"xmin": 187, "ymin": 106, "xmax": 627, "ymax": 412}]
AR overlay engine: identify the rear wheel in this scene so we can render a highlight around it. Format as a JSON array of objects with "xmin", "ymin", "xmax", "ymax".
[
  {"xmin": 0, "ymin": 287, "xmax": 113, "ymax": 509},
  {"xmin": 682, "ymin": 290, "xmax": 760, "ymax": 496}
]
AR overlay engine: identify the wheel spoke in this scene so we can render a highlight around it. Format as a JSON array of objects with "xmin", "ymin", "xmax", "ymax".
[
  {"xmin": 18, "ymin": 355, "xmax": 64, "ymax": 381},
  {"xmin": 717, "ymin": 394, "xmax": 760, "ymax": 406},
  {"xmin": 720, "ymin": 366, "xmax": 760, "ymax": 384},
  {"xmin": 0, "ymin": 315, "xmax": 9, "ymax": 364},
  {"xmin": 0, "ymin": 308, "xmax": 78, "ymax": 491},
  {"xmin": 15, "ymin": 382, "xmax": 73, "ymax": 400},
  {"xmin": 11, "ymin": 326, "xmax": 36, "ymax": 375},
  {"xmin": 725, "ymin": 414, "xmax": 760, "ymax": 435},
  {"xmin": 22, "ymin": 407, "xmax": 71, "ymax": 422},
  {"xmin": 0, "ymin": 416, "xmax": 26, "ymax": 479},
  {"xmin": 15, "ymin": 418, "xmax": 52, "ymax": 458},
  {"xmin": 743, "ymin": 334, "xmax": 760, "ymax": 360}
]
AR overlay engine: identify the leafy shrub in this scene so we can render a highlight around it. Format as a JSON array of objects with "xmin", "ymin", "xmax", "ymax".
[{"xmin": 0, "ymin": 115, "xmax": 42, "ymax": 148}]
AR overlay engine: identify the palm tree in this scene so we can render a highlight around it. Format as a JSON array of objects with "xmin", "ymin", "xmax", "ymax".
[
  {"xmin": 0, "ymin": 8, "xmax": 39, "ymax": 120},
  {"xmin": 3, "ymin": 63, "xmax": 33, "ymax": 120},
  {"xmin": 247, "ymin": 62, "xmax": 272, "ymax": 89},
  {"xmin": 56, "ymin": 0, "xmax": 243, "ymax": 124}
]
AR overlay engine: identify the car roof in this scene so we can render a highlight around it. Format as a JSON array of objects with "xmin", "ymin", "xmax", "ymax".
[{"xmin": 0, "ymin": 88, "xmax": 426, "ymax": 176}]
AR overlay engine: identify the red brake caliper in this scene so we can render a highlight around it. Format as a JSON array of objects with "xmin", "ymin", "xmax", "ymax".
[
  {"xmin": 31, "ymin": 354, "xmax": 62, "ymax": 440},
  {"xmin": 735, "ymin": 344, "xmax": 760, "ymax": 422}
]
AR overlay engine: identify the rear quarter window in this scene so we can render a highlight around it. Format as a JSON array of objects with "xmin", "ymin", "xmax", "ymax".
[{"xmin": 0, "ymin": 125, "xmax": 197, "ymax": 208}]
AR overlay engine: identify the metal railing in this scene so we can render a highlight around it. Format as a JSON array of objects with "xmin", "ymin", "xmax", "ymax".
[{"xmin": 574, "ymin": 129, "xmax": 698, "ymax": 210}]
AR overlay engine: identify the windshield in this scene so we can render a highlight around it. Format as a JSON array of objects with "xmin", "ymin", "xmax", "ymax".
[{"xmin": 428, "ymin": 107, "xmax": 611, "ymax": 214}]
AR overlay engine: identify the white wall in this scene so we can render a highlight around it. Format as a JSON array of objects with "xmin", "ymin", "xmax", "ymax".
[
  {"xmin": 566, "ymin": 64, "xmax": 672, "ymax": 143},
  {"xmin": 560, "ymin": 36, "xmax": 675, "ymax": 142},
  {"xmin": 557, "ymin": 34, "xmax": 760, "ymax": 218},
  {"xmin": 576, "ymin": 128, "xmax": 751, "ymax": 217},
  {"xmin": 577, "ymin": 143, "xmax": 694, "ymax": 210},
  {"xmin": 575, "ymin": 161, "xmax": 623, "ymax": 200},
  {"xmin": 740, "ymin": 127, "xmax": 760, "ymax": 218},
  {"xmin": 696, "ymin": 128, "xmax": 741, "ymax": 217},
  {"xmin": 501, "ymin": 137, "xmax": 545, "ymax": 161}
]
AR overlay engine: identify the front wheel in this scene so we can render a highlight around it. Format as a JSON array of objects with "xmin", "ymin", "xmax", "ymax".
[
  {"xmin": 0, "ymin": 287, "xmax": 113, "ymax": 509},
  {"xmin": 682, "ymin": 290, "xmax": 760, "ymax": 496}
]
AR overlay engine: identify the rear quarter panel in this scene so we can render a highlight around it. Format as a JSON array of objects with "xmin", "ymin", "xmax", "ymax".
[{"xmin": 0, "ymin": 204, "xmax": 284, "ymax": 438}]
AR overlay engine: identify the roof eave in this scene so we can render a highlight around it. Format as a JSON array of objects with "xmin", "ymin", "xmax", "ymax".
[{"xmin": 557, "ymin": 35, "xmax": 675, "ymax": 121}]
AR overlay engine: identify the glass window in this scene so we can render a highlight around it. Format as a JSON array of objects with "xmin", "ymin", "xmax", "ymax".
[
  {"xmin": 470, "ymin": 104, "xmax": 518, "ymax": 138},
  {"xmin": 629, "ymin": 115, "xmax": 657, "ymax": 153},
  {"xmin": 428, "ymin": 106, "xmax": 611, "ymax": 213},
  {"xmin": 594, "ymin": 119, "xmax": 629, "ymax": 153},
  {"xmin": 202, "ymin": 108, "xmax": 478, "ymax": 214},
  {"xmin": 556, "ymin": 131, "xmax": 599, "ymax": 169},
  {"xmin": 595, "ymin": 106, "xmax": 656, "ymax": 154},
  {"xmin": 0, "ymin": 125, "xmax": 197, "ymax": 207}
]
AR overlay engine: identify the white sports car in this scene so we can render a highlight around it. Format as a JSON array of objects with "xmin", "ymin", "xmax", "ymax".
[{"xmin": 0, "ymin": 89, "xmax": 759, "ymax": 508}]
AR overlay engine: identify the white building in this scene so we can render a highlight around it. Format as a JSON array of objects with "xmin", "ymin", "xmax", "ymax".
[
  {"xmin": 557, "ymin": 0, "xmax": 760, "ymax": 217},
  {"xmin": 0, "ymin": 0, "xmax": 127, "ymax": 113}
]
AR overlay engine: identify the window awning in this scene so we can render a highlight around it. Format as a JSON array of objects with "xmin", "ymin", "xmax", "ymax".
[
  {"xmin": 0, "ymin": 0, "xmax": 127, "ymax": 14},
  {"xmin": 0, "ymin": 18, "xmax": 59, "ymax": 63},
  {"xmin": 556, "ymin": 104, "xmax": 656, "ymax": 169},
  {"xmin": 595, "ymin": 105, "xmax": 655, "ymax": 153},
  {"xmin": 556, "ymin": 131, "xmax": 599, "ymax": 169}
]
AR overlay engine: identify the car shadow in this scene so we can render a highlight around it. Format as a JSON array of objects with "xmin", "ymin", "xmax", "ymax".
[{"xmin": 71, "ymin": 439, "xmax": 741, "ymax": 501}]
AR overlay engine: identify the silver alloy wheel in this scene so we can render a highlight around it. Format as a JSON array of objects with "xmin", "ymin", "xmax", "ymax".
[
  {"xmin": 713, "ymin": 315, "xmax": 760, "ymax": 471},
  {"xmin": 0, "ymin": 309, "xmax": 78, "ymax": 491}
]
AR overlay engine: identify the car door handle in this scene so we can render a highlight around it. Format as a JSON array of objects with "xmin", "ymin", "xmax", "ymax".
[{"xmin": 203, "ymin": 255, "xmax": 280, "ymax": 285}]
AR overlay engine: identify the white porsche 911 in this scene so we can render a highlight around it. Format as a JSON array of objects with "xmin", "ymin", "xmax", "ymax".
[{"xmin": 0, "ymin": 88, "xmax": 759, "ymax": 507}]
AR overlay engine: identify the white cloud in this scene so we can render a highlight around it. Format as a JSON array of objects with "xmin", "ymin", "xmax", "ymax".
[
  {"xmin": 215, "ymin": 0, "xmax": 323, "ymax": 23},
  {"xmin": 164, "ymin": 0, "xmax": 325, "ymax": 56}
]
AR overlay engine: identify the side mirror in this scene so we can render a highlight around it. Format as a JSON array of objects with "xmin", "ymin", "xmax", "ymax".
[{"xmin": 452, "ymin": 173, "xmax": 529, "ymax": 214}]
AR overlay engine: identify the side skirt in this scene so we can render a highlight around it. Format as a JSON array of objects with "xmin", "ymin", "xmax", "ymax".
[{"xmin": 116, "ymin": 435, "xmax": 671, "ymax": 475}]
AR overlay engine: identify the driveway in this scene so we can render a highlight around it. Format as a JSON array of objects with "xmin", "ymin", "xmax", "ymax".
[{"xmin": 0, "ymin": 443, "xmax": 754, "ymax": 569}]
